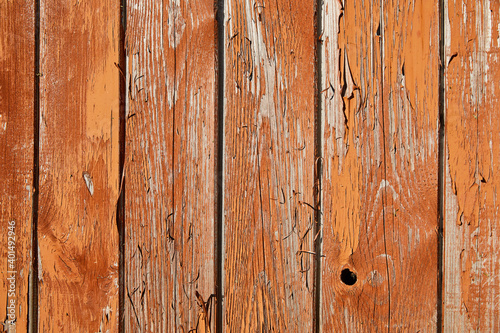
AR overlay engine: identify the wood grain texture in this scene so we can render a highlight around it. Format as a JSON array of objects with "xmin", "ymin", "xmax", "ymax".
[
  {"xmin": 444, "ymin": 0, "xmax": 500, "ymax": 330},
  {"xmin": 37, "ymin": 0, "xmax": 120, "ymax": 331},
  {"xmin": 0, "ymin": 1, "xmax": 34, "ymax": 331},
  {"xmin": 124, "ymin": 0, "xmax": 216, "ymax": 331},
  {"xmin": 321, "ymin": 1, "xmax": 386, "ymax": 330},
  {"xmin": 380, "ymin": 1, "xmax": 440, "ymax": 329},
  {"xmin": 321, "ymin": 0, "xmax": 439, "ymax": 330},
  {"xmin": 223, "ymin": 0, "xmax": 315, "ymax": 330}
]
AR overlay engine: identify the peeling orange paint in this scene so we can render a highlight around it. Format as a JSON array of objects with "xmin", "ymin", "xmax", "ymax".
[
  {"xmin": 322, "ymin": 0, "xmax": 439, "ymax": 331},
  {"xmin": 444, "ymin": 0, "xmax": 500, "ymax": 331},
  {"xmin": 37, "ymin": 0, "xmax": 121, "ymax": 331}
]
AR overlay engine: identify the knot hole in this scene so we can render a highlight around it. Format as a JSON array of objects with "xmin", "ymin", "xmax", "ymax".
[{"xmin": 340, "ymin": 268, "xmax": 357, "ymax": 286}]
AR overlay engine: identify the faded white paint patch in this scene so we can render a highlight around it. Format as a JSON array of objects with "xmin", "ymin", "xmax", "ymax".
[
  {"xmin": 38, "ymin": 246, "xmax": 43, "ymax": 282},
  {"xmin": 366, "ymin": 269, "xmax": 385, "ymax": 287},
  {"xmin": 82, "ymin": 171, "xmax": 94, "ymax": 196},
  {"xmin": 104, "ymin": 305, "xmax": 112, "ymax": 318},
  {"xmin": 376, "ymin": 179, "xmax": 398, "ymax": 201},
  {"xmin": 485, "ymin": 0, "xmax": 492, "ymax": 52},
  {"xmin": 498, "ymin": 19, "xmax": 500, "ymax": 48},
  {"xmin": 168, "ymin": 2, "xmax": 186, "ymax": 49},
  {"xmin": 323, "ymin": 0, "xmax": 346, "ymax": 171},
  {"xmin": 0, "ymin": 113, "xmax": 6, "ymax": 134}
]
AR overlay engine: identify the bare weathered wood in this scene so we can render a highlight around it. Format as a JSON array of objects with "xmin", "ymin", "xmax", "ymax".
[
  {"xmin": 37, "ymin": 0, "xmax": 121, "ymax": 330},
  {"xmin": 0, "ymin": 1, "xmax": 35, "ymax": 331},
  {"xmin": 444, "ymin": 1, "xmax": 500, "ymax": 330},
  {"xmin": 321, "ymin": 0, "xmax": 439, "ymax": 330},
  {"xmin": 223, "ymin": 0, "xmax": 316, "ymax": 330},
  {"xmin": 124, "ymin": 0, "xmax": 216, "ymax": 331}
]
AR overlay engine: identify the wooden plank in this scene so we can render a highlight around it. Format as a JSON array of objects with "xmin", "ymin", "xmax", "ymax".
[
  {"xmin": 0, "ymin": 1, "xmax": 35, "ymax": 331},
  {"xmin": 124, "ymin": 0, "xmax": 216, "ymax": 331},
  {"xmin": 320, "ymin": 1, "xmax": 386, "ymax": 330},
  {"xmin": 380, "ymin": 1, "xmax": 440, "ymax": 329},
  {"xmin": 444, "ymin": 0, "xmax": 500, "ymax": 331},
  {"xmin": 321, "ymin": 0, "xmax": 440, "ymax": 330},
  {"xmin": 223, "ymin": 0, "xmax": 316, "ymax": 330},
  {"xmin": 37, "ymin": 0, "xmax": 121, "ymax": 331}
]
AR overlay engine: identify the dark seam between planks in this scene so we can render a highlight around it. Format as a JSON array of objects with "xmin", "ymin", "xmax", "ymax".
[
  {"xmin": 29, "ymin": 0, "xmax": 41, "ymax": 331},
  {"xmin": 118, "ymin": 0, "xmax": 127, "ymax": 331},
  {"xmin": 313, "ymin": 0, "xmax": 324, "ymax": 332},
  {"xmin": 437, "ymin": 0, "xmax": 445, "ymax": 331},
  {"xmin": 215, "ymin": 0, "xmax": 225, "ymax": 331}
]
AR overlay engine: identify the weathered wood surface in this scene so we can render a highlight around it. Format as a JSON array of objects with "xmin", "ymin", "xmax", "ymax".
[
  {"xmin": 320, "ymin": 0, "xmax": 385, "ymax": 330},
  {"xmin": 380, "ymin": 1, "xmax": 440, "ymax": 329},
  {"xmin": 444, "ymin": 0, "xmax": 500, "ymax": 331},
  {"xmin": 124, "ymin": 0, "xmax": 216, "ymax": 331},
  {"xmin": 223, "ymin": 0, "xmax": 316, "ymax": 330},
  {"xmin": 0, "ymin": 1, "xmax": 35, "ymax": 331},
  {"xmin": 3, "ymin": 0, "xmax": 500, "ymax": 331},
  {"xmin": 37, "ymin": 0, "xmax": 121, "ymax": 330},
  {"xmin": 321, "ymin": 0, "xmax": 440, "ymax": 331}
]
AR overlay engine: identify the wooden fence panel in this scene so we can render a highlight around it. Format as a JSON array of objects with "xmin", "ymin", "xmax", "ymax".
[
  {"xmin": 37, "ymin": 0, "xmax": 121, "ymax": 331},
  {"xmin": 223, "ymin": 0, "xmax": 316, "ymax": 330},
  {"xmin": 124, "ymin": 0, "xmax": 216, "ymax": 331},
  {"xmin": 3, "ymin": 1, "xmax": 500, "ymax": 331},
  {"xmin": 321, "ymin": 0, "xmax": 440, "ymax": 330},
  {"xmin": 0, "ymin": 1, "xmax": 35, "ymax": 331},
  {"xmin": 444, "ymin": 0, "xmax": 500, "ymax": 331}
]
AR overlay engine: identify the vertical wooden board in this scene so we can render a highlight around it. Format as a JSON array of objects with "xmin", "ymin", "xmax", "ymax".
[
  {"xmin": 124, "ymin": 0, "xmax": 216, "ymax": 331},
  {"xmin": 444, "ymin": 0, "xmax": 500, "ymax": 331},
  {"xmin": 38, "ymin": 0, "xmax": 120, "ymax": 331},
  {"xmin": 380, "ymin": 0, "xmax": 440, "ymax": 329},
  {"xmin": 321, "ymin": 0, "xmax": 440, "ymax": 330},
  {"xmin": 223, "ymin": 0, "xmax": 315, "ymax": 331},
  {"xmin": 321, "ymin": 0, "xmax": 386, "ymax": 330},
  {"xmin": 0, "ymin": 1, "xmax": 34, "ymax": 331}
]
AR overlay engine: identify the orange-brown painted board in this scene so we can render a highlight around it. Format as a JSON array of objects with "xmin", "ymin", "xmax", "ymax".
[
  {"xmin": 380, "ymin": 0, "xmax": 440, "ymax": 329},
  {"xmin": 0, "ymin": 1, "xmax": 35, "ymax": 332},
  {"xmin": 37, "ymin": 0, "xmax": 121, "ymax": 331},
  {"xmin": 444, "ymin": 0, "xmax": 500, "ymax": 331},
  {"xmin": 321, "ymin": 0, "xmax": 440, "ymax": 330},
  {"xmin": 223, "ymin": 0, "xmax": 316, "ymax": 330},
  {"xmin": 124, "ymin": 0, "xmax": 216, "ymax": 331}
]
